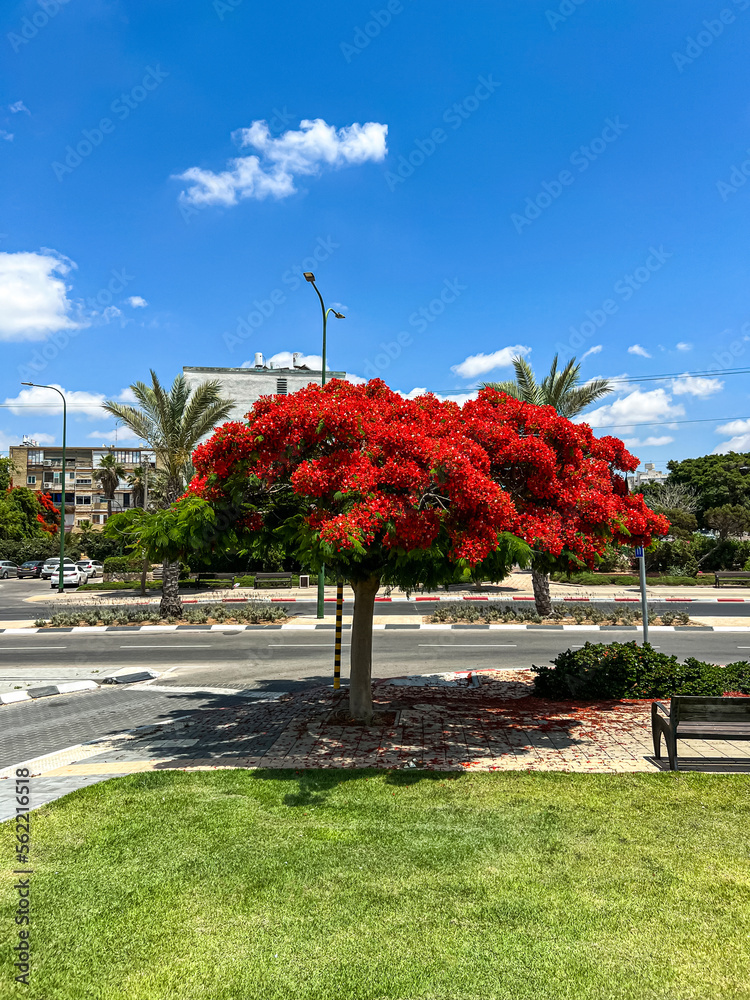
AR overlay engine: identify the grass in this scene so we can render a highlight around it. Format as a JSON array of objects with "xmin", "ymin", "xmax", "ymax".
[
  {"xmin": 2, "ymin": 770, "xmax": 749, "ymax": 999},
  {"xmin": 77, "ymin": 580, "xmax": 163, "ymax": 591}
]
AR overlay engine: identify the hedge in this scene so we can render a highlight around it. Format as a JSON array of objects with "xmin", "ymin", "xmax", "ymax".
[
  {"xmin": 532, "ymin": 641, "xmax": 750, "ymax": 699},
  {"xmin": 103, "ymin": 556, "xmax": 150, "ymax": 574}
]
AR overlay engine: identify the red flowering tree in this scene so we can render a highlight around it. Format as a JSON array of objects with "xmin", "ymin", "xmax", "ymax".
[
  {"xmin": 0, "ymin": 487, "xmax": 60, "ymax": 541},
  {"xmin": 187, "ymin": 380, "xmax": 667, "ymax": 721}
]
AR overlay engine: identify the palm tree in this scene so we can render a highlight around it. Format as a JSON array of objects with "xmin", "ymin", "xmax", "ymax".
[
  {"xmin": 94, "ymin": 453, "xmax": 126, "ymax": 517},
  {"xmin": 127, "ymin": 465, "xmax": 148, "ymax": 509},
  {"xmin": 482, "ymin": 354, "xmax": 613, "ymax": 616},
  {"xmin": 103, "ymin": 371, "xmax": 234, "ymax": 615},
  {"xmin": 480, "ymin": 354, "xmax": 612, "ymax": 418}
]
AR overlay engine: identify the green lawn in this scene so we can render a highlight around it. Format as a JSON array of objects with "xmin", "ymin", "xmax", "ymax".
[{"xmin": 3, "ymin": 771, "xmax": 749, "ymax": 999}]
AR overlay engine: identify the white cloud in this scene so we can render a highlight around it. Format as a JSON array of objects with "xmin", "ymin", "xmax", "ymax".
[
  {"xmin": 0, "ymin": 250, "xmax": 83, "ymax": 341},
  {"xmin": 450, "ymin": 345, "xmax": 531, "ymax": 380},
  {"xmin": 622, "ymin": 435, "xmax": 674, "ymax": 448},
  {"xmin": 0, "ymin": 130, "xmax": 14, "ymax": 142},
  {"xmin": 176, "ymin": 118, "xmax": 388, "ymax": 206},
  {"xmin": 9, "ymin": 101, "xmax": 29, "ymax": 114},
  {"xmin": 0, "ymin": 429, "xmax": 54, "ymax": 453},
  {"xmin": 671, "ymin": 374, "xmax": 723, "ymax": 398},
  {"xmin": 399, "ymin": 387, "xmax": 478, "ymax": 406},
  {"xmin": 2, "ymin": 384, "xmax": 135, "ymax": 420},
  {"xmin": 576, "ymin": 388, "xmax": 685, "ymax": 431},
  {"xmin": 126, "ymin": 295, "xmax": 147, "ymax": 308},
  {"xmin": 581, "ymin": 345, "xmax": 602, "ymax": 361},
  {"xmin": 676, "ymin": 341, "xmax": 692, "ymax": 351},
  {"xmin": 713, "ymin": 418, "xmax": 750, "ymax": 454},
  {"xmin": 627, "ymin": 344, "xmax": 651, "ymax": 358}
]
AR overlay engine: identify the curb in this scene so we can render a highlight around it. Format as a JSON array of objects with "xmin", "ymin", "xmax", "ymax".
[
  {"xmin": 4, "ymin": 623, "xmax": 750, "ymax": 636},
  {"xmin": 0, "ymin": 670, "xmax": 158, "ymax": 705}
]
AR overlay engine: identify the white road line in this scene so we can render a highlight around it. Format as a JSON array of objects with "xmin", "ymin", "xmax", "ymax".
[
  {"xmin": 1, "ymin": 646, "xmax": 67, "ymax": 650},
  {"xmin": 268, "ymin": 643, "xmax": 352, "ymax": 647},
  {"xmin": 418, "ymin": 644, "xmax": 517, "ymax": 648},
  {"xmin": 118, "ymin": 644, "xmax": 213, "ymax": 649}
]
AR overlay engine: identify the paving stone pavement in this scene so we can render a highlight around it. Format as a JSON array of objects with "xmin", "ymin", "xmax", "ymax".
[{"xmin": 2, "ymin": 670, "xmax": 749, "ymax": 821}]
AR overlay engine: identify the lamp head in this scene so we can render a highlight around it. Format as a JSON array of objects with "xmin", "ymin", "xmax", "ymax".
[
  {"xmin": 303, "ymin": 272, "xmax": 316, "ymax": 283},
  {"xmin": 332, "ymin": 310, "xmax": 345, "ymax": 319},
  {"xmin": 21, "ymin": 382, "xmax": 33, "ymax": 386}
]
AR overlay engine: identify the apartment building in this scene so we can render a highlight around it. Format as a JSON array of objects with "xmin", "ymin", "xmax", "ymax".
[{"xmin": 9, "ymin": 437, "xmax": 155, "ymax": 531}]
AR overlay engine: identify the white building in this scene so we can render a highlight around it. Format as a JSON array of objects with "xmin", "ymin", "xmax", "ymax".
[
  {"xmin": 183, "ymin": 353, "xmax": 348, "ymax": 424},
  {"xmin": 627, "ymin": 462, "xmax": 669, "ymax": 490}
]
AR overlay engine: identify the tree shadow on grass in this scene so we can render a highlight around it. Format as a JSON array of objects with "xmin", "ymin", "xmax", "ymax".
[{"xmin": 249, "ymin": 766, "xmax": 464, "ymax": 808}]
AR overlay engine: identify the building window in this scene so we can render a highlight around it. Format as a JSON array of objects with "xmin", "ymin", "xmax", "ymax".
[
  {"xmin": 92, "ymin": 513, "xmax": 107, "ymax": 525},
  {"xmin": 67, "ymin": 471, "xmax": 75, "ymax": 480},
  {"xmin": 77, "ymin": 477, "xmax": 92, "ymax": 485},
  {"xmin": 122, "ymin": 493, "xmax": 131, "ymax": 507},
  {"xmin": 276, "ymin": 378, "xmax": 288, "ymax": 395},
  {"xmin": 27, "ymin": 450, "xmax": 43, "ymax": 465},
  {"xmin": 26, "ymin": 476, "xmax": 36, "ymax": 485},
  {"xmin": 76, "ymin": 496, "xmax": 92, "ymax": 505}
]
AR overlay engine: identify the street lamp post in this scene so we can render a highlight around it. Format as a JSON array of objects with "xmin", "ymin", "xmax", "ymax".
[
  {"xmin": 303, "ymin": 272, "xmax": 345, "ymax": 620},
  {"xmin": 21, "ymin": 382, "xmax": 67, "ymax": 593}
]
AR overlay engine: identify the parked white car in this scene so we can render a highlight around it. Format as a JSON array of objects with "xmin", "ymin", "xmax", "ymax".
[
  {"xmin": 41, "ymin": 557, "xmax": 76, "ymax": 580},
  {"xmin": 50, "ymin": 564, "xmax": 84, "ymax": 588},
  {"xmin": 77, "ymin": 559, "xmax": 103, "ymax": 580}
]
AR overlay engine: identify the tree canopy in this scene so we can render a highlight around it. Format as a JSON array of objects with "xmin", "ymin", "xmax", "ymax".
[
  {"xmin": 665, "ymin": 452, "xmax": 750, "ymax": 522},
  {"xmin": 182, "ymin": 379, "xmax": 666, "ymax": 719},
  {"xmin": 480, "ymin": 353, "xmax": 612, "ymax": 419}
]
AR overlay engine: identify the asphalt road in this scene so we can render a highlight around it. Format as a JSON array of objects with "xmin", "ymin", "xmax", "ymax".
[
  {"xmin": 2, "ymin": 576, "xmax": 750, "ymax": 620},
  {"xmin": 4, "ymin": 627, "xmax": 750, "ymax": 770}
]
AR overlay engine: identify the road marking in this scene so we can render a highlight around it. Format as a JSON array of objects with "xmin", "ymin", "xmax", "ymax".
[
  {"xmin": 118, "ymin": 644, "xmax": 213, "ymax": 649},
  {"xmin": 268, "ymin": 643, "xmax": 352, "ymax": 647},
  {"xmin": 418, "ymin": 644, "xmax": 517, "ymax": 648},
  {"xmin": 0, "ymin": 645, "xmax": 67, "ymax": 650}
]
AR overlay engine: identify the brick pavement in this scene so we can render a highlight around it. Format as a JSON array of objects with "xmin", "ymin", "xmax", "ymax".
[{"xmin": 3, "ymin": 671, "xmax": 749, "ymax": 814}]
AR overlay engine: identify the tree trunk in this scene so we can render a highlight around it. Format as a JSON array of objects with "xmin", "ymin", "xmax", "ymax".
[
  {"xmin": 349, "ymin": 575, "xmax": 380, "ymax": 723},
  {"xmin": 159, "ymin": 559, "xmax": 182, "ymax": 617},
  {"xmin": 140, "ymin": 556, "xmax": 148, "ymax": 597},
  {"xmin": 531, "ymin": 566, "xmax": 552, "ymax": 617}
]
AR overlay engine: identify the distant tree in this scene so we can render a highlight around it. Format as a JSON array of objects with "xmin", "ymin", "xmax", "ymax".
[
  {"xmin": 481, "ymin": 354, "xmax": 614, "ymax": 612},
  {"xmin": 704, "ymin": 504, "xmax": 750, "ymax": 541},
  {"xmin": 94, "ymin": 453, "xmax": 126, "ymax": 516},
  {"xmin": 102, "ymin": 371, "xmax": 234, "ymax": 615},
  {"xmin": 0, "ymin": 457, "xmax": 16, "ymax": 492},
  {"xmin": 653, "ymin": 507, "xmax": 698, "ymax": 541},
  {"xmin": 665, "ymin": 453, "xmax": 750, "ymax": 522},
  {"xmin": 0, "ymin": 487, "xmax": 59, "ymax": 541},
  {"xmin": 639, "ymin": 481, "xmax": 700, "ymax": 514}
]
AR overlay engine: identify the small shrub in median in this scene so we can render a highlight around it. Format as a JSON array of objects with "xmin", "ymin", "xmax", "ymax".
[
  {"xmin": 429, "ymin": 602, "xmax": 687, "ymax": 626},
  {"xmin": 532, "ymin": 641, "xmax": 746, "ymax": 699},
  {"xmin": 41, "ymin": 601, "xmax": 288, "ymax": 628}
]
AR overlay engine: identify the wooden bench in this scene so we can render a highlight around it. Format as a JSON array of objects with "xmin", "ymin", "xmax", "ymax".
[
  {"xmin": 651, "ymin": 696, "xmax": 750, "ymax": 770},
  {"xmin": 714, "ymin": 571, "xmax": 750, "ymax": 587},
  {"xmin": 254, "ymin": 572, "xmax": 294, "ymax": 589}
]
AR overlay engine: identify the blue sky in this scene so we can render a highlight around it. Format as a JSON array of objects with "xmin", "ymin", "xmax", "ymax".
[{"xmin": 2, "ymin": 0, "xmax": 750, "ymax": 465}]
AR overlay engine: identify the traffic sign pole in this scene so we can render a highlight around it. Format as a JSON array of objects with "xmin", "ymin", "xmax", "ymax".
[{"xmin": 635, "ymin": 546, "xmax": 649, "ymax": 644}]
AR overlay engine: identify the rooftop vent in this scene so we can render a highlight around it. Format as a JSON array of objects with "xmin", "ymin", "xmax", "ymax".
[
  {"xmin": 292, "ymin": 352, "xmax": 302, "ymax": 367},
  {"xmin": 254, "ymin": 352, "xmax": 264, "ymax": 368}
]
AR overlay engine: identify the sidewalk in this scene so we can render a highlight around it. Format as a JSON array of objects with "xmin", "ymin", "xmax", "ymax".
[{"xmin": 3, "ymin": 669, "xmax": 748, "ymax": 820}]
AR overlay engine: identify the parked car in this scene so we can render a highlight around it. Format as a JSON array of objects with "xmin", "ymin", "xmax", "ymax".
[
  {"xmin": 0, "ymin": 560, "xmax": 19, "ymax": 579},
  {"xmin": 17, "ymin": 560, "xmax": 46, "ymax": 579},
  {"xmin": 76, "ymin": 559, "xmax": 103, "ymax": 581},
  {"xmin": 41, "ymin": 557, "xmax": 76, "ymax": 580},
  {"xmin": 50, "ymin": 564, "xmax": 84, "ymax": 589}
]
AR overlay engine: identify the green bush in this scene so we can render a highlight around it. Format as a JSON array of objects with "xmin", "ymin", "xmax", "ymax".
[
  {"xmin": 103, "ymin": 556, "xmax": 147, "ymax": 574},
  {"xmin": 40, "ymin": 601, "xmax": 288, "ymax": 628},
  {"xmin": 532, "ymin": 641, "xmax": 743, "ymax": 699}
]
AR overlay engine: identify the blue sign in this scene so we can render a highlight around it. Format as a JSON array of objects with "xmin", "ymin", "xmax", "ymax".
[{"xmin": 634, "ymin": 546, "xmax": 644, "ymax": 558}]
